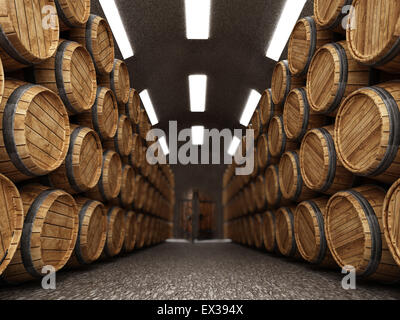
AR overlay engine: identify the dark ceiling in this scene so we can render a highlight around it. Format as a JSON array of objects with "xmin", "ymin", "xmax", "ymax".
[{"xmin": 91, "ymin": 0, "xmax": 314, "ymax": 237}]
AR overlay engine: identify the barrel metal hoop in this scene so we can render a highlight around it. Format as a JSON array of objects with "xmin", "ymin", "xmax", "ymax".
[
  {"xmin": 92, "ymin": 87, "xmax": 103, "ymax": 140},
  {"xmin": 298, "ymin": 88, "xmax": 310, "ymax": 141},
  {"xmin": 55, "ymin": 40, "xmax": 79, "ymax": 114},
  {"xmin": 286, "ymin": 208, "xmax": 297, "ymax": 257},
  {"xmin": 54, "ymin": 0, "xmax": 75, "ymax": 28},
  {"xmin": 75, "ymin": 200, "xmax": 96, "ymax": 265},
  {"xmin": 66, "ymin": 127, "xmax": 85, "ymax": 193},
  {"xmin": 0, "ymin": 249, "xmax": 8, "ymax": 267},
  {"xmin": 345, "ymin": 190, "xmax": 382, "ymax": 277},
  {"xmin": 3, "ymin": 84, "xmax": 37, "ymax": 177},
  {"xmin": 0, "ymin": 24, "xmax": 33, "ymax": 66},
  {"xmin": 21, "ymin": 189, "xmax": 55, "ymax": 279},
  {"xmin": 317, "ymin": 128, "xmax": 337, "ymax": 193},
  {"xmin": 282, "ymin": 60, "xmax": 291, "ymax": 102},
  {"xmin": 361, "ymin": 86, "xmax": 400, "ymax": 177},
  {"xmin": 86, "ymin": 15, "xmax": 99, "ymax": 73},
  {"xmin": 306, "ymin": 200, "xmax": 327, "ymax": 264},
  {"xmin": 98, "ymin": 151, "xmax": 110, "ymax": 201},
  {"xmin": 325, "ymin": 42, "xmax": 348, "ymax": 114},
  {"xmin": 289, "ymin": 151, "xmax": 303, "ymax": 202},
  {"xmin": 298, "ymin": 16, "xmax": 317, "ymax": 78}
]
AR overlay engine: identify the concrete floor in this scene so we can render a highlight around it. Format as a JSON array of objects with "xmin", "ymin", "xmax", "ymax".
[{"xmin": 0, "ymin": 243, "xmax": 399, "ymax": 300}]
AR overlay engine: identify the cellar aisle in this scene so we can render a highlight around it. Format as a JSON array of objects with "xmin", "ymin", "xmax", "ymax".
[{"xmin": 0, "ymin": 243, "xmax": 399, "ymax": 300}]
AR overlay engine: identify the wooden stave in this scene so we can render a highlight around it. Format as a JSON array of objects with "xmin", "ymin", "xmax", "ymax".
[
  {"xmin": 283, "ymin": 87, "xmax": 327, "ymax": 141},
  {"xmin": 0, "ymin": 80, "xmax": 70, "ymax": 182},
  {"xmin": 122, "ymin": 210, "xmax": 137, "ymax": 253},
  {"xmin": 120, "ymin": 88, "xmax": 141, "ymax": 126},
  {"xmin": 0, "ymin": 173, "xmax": 24, "ymax": 276},
  {"xmin": 54, "ymin": 0, "xmax": 91, "ymax": 30},
  {"xmin": 70, "ymin": 14, "xmax": 115, "ymax": 75},
  {"xmin": 45, "ymin": 125, "xmax": 103, "ymax": 195},
  {"xmin": 2, "ymin": 184, "xmax": 78, "ymax": 283},
  {"xmin": 102, "ymin": 206, "xmax": 126, "ymax": 258},
  {"xmin": 267, "ymin": 115, "xmax": 299, "ymax": 158},
  {"xmin": 0, "ymin": 0, "xmax": 60, "ymax": 71},
  {"xmin": 300, "ymin": 126, "xmax": 355, "ymax": 195},
  {"xmin": 294, "ymin": 197, "xmax": 337, "ymax": 267},
  {"xmin": 67, "ymin": 197, "xmax": 106, "ymax": 266},
  {"xmin": 346, "ymin": 0, "xmax": 400, "ymax": 73},
  {"xmin": 288, "ymin": 16, "xmax": 334, "ymax": 77},
  {"xmin": 326, "ymin": 185, "xmax": 400, "ymax": 283},
  {"xmin": 334, "ymin": 81, "xmax": 400, "ymax": 184},
  {"xmin": 306, "ymin": 41, "xmax": 370, "ymax": 115},
  {"xmin": 98, "ymin": 59, "xmax": 130, "ymax": 105},
  {"xmin": 279, "ymin": 150, "xmax": 317, "ymax": 202},
  {"xmin": 314, "ymin": 0, "xmax": 353, "ymax": 32},
  {"xmin": 75, "ymin": 87, "xmax": 118, "ymax": 141},
  {"xmin": 33, "ymin": 40, "xmax": 97, "ymax": 115},
  {"xmin": 259, "ymin": 88, "xmax": 280, "ymax": 127},
  {"xmin": 103, "ymin": 114, "xmax": 133, "ymax": 157},
  {"xmin": 275, "ymin": 206, "xmax": 300, "ymax": 258}
]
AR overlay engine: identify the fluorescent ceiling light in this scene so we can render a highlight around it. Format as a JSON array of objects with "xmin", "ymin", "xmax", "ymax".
[
  {"xmin": 240, "ymin": 90, "xmax": 261, "ymax": 126},
  {"xmin": 139, "ymin": 90, "xmax": 159, "ymax": 125},
  {"xmin": 266, "ymin": 0, "xmax": 307, "ymax": 61},
  {"xmin": 228, "ymin": 136, "xmax": 241, "ymax": 156},
  {"xmin": 99, "ymin": 0, "xmax": 134, "ymax": 59},
  {"xmin": 159, "ymin": 136, "xmax": 170, "ymax": 155},
  {"xmin": 185, "ymin": 0, "xmax": 211, "ymax": 39},
  {"xmin": 189, "ymin": 75, "xmax": 207, "ymax": 112},
  {"xmin": 191, "ymin": 126, "xmax": 205, "ymax": 145}
]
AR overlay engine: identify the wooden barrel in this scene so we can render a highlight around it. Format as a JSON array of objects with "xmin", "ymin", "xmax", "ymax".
[
  {"xmin": 135, "ymin": 214, "xmax": 144, "ymax": 248},
  {"xmin": 0, "ymin": 0, "xmax": 60, "ymax": 71},
  {"xmin": 264, "ymin": 165, "xmax": 291, "ymax": 208},
  {"xmin": 0, "ymin": 80, "xmax": 70, "ymax": 182},
  {"xmin": 262, "ymin": 210, "xmax": 277, "ymax": 252},
  {"xmin": 127, "ymin": 134, "xmax": 143, "ymax": 170},
  {"xmin": 300, "ymin": 125, "xmax": 354, "ymax": 195},
  {"xmin": 271, "ymin": 60, "xmax": 305, "ymax": 106},
  {"xmin": 243, "ymin": 217, "xmax": 254, "ymax": 247},
  {"xmin": 275, "ymin": 206, "xmax": 300, "ymax": 258},
  {"xmin": 254, "ymin": 175, "xmax": 266, "ymax": 210},
  {"xmin": 383, "ymin": 178, "xmax": 400, "ymax": 268},
  {"xmin": 249, "ymin": 110, "xmax": 262, "ymax": 139},
  {"xmin": 2, "ymin": 184, "xmax": 78, "ymax": 283},
  {"xmin": 137, "ymin": 215, "xmax": 150, "ymax": 249},
  {"xmin": 257, "ymin": 134, "xmax": 278, "ymax": 169},
  {"xmin": 113, "ymin": 165, "xmax": 135, "ymax": 209},
  {"xmin": 70, "ymin": 14, "xmax": 115, "ymax": 75},
  {"xmin": 103, "ymin": 114, "xmax": 133, "ymax": 157},
  {"xmin": 98, "ymin": 59, "xmax": 130, "ymax": 105},
  {"xmin": 267, "ymin": 115, "xmax": 298, "ymax": 158},
  {"xmin": 279, "ymin": 150, "xmax": 317, "ymax": 202},
  {"xmin": 0, "ymin": 174, "xmax": 24, "ymax": 275},
  {"xmin": 347, "ymin": 0, "xmax": 400, "ymax": 73},
  {"xmin": 288, "ymin": 16, "xmax": 333, "ymax": 77},
  {"xmin": 102, "ymin": 206, "xmax": 126, "ymax": 258},
  {"xmin": 45, "ymin": 125, "xmax": 103, "ymax": 194},
  {"xmin": 33, "ymin": 40, "xmax": 97, "ymax": 115},
  {"xmin": 335, "ymin": 81, "xmax": 400, "ymax": 184},
  {"xmin": 138, "ymin": 109, "xmax": 152, "ymax": 140},
  {"xmin": 75, "ymin": 87, "xmax": 119, "ymax": 141},
  {"xmin": 55, "ymin": 0, "xmax": 91, "ymax": 30},
  {"xmin": 132, "ymin": 174, "xmax": 143, "ymax": 209},
  {"xmin": 243, "ymin": 185, "xmax": 255, "ymax": 214},
  {"xmin": 138, "ymin": 180, "xmax": 149, "ymax": 211},
  {"xmin": 120, "ymin": 89, "xmax": 141, "ymax": 125},
  {"xmin": 67, "ymin": 197, "xmax": 106, "ymax": 266},
  {"xmin": 145, "ymin": 217, "xmax": 155, "ymax": 247},
  {"xmin": 294, "ymin": 197, "xmax": 337, "ymax": 266},
  {"xmin": 259, "ymin": 89, "xmax": 281, "ymax": 127},
  {"xmin": 85, "ymin": 150, "xmax": 122, "ymax": 202},
  {"xmin": 283, "ymin": 88, "xmax": 326, "ymax": 141},
  {"xmin": 314, "ymin": 0, "xmax": 353, "ymax": 32},
  {"xmin": 326, "ymin": 185, "xmax": 400, "ymax": 282},
  {"xmin": 123, "ymin": 210, "xmax": 137, "ymax": 253},
  {"xmin": 306, "ymin": 41, "xmax": 370, "ymax": 115},
  {"xmin": 249, "ymin": 215, "xmax": 263, "ymax": 249}
]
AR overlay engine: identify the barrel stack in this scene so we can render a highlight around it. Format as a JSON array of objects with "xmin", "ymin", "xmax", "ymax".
[
  {"xmin": 223, "ymin": 0, "xmax": 400, "ymax": 283},
  {"xmin": 0, "ymin": 1, "xmax": 176, "ymax": 284}
]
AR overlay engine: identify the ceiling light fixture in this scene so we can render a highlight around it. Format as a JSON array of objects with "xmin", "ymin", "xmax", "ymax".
[
  {"xmin": 227, "ymin": 136, "xmax": 241, "ymax": 156},
  {"xmin": 266, "ymin": 0, "xmax": 307, "ymax": 61},
  {"xmin": 189, "ymin": 75, "xmax": 207, "ymax": 112},
  {"xmin": 239, "ymin": 90, "xmax": 261, "ymax": 126},
  {"xmin": 191, "ymin": 126, "xmax": 205, "ymax": 145},
  {"xmin": 185, "ymin": 0, "xmax": 211, "ymax": 39},
  {"xmin": 158, "ymin": 136, "xmax": 170, "ymax": 155},
  {"xmin": 99, "ymin": 0, "xmax": 134, "ymax": 59},
  {"xmin": 139, "ymin": 90, "xmax": 159, "ymax": 125}
]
